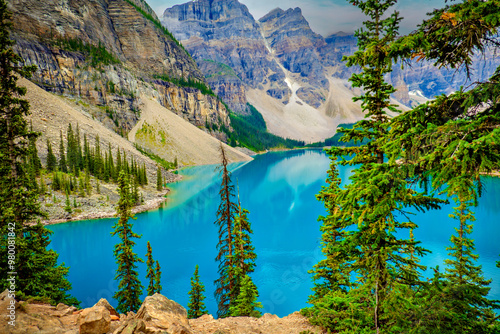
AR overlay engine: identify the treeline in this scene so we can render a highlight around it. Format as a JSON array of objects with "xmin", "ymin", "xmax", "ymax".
[
  {"xmin": 53, "ymin": 37, "xmax": 120, "ymax": 67},
  {"xmin": 306, "ymin": 123, "xmax": 369, "ymax": 147},
  {"xmin": 221, "ymin": 103, "xmax": 305, "ymax": 152},
  {"xmin": 153, "ymin": 73, "xmax": 216, "ymax": 97}
]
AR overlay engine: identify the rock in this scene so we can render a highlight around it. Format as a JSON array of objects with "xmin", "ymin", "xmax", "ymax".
[
  {"xmin": 77, "ymin": 305, "xmax": 111, "ymax": 334},
  {"xmin": 95, "ymin": 298, "xmax": 119, "ymax": 317},
  {"xmin": 113, "ymin": 318, "xmax": 146, "ymax": 334},
  {"xmin": 136, "ymin": 293, "xmax": 191, "ymax": 333},
  {"xmin": 0, "ymin": 289, "xmax": 9, "ymax": 301}
]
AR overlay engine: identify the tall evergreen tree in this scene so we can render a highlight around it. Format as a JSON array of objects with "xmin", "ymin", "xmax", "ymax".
[
  {"xmin": 156, "ymin": 166, "xmax": 163, "ymax": 191},
  {"xmin": 227, "ymin": 198, "xmax": 258, "ymax": 310},
  {"xmin": 154, "ymin": 260, "xmax": 162, "ymax": 294},
  {"xmin": 306, "ymin": 1, "xmax": 443, "ymax": 332},
  {"xmin": 187, "ymin": 264, "xmax": 208, "ymax": 319},
  {"xmin": 0, "ymin": 0, "xmax": 77, "ymax": 305},
  {"xmin": 58, "ymin": 130, "xmax": 67, "ymax": 173},
  {"xmin": 111, "ymin": 170, "xmax": 144, "ymax": 313},
  {"xmin": 46, "ymin": 139, "xmax": 57, "ymax": 172},
  {"xmin": 214, "ymin": 143, "xmax": 239, "ymax": 318},
  {"xmin": 146, "ymin": 241, "xmax": 156, "ymax": 296}
]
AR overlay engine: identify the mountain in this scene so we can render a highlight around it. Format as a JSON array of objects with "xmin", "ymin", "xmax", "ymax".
[
  {"xmin": 162, "ymin": 0, "xmax": 500, "ymax": 141},
  {"xmin": 7, "ymin": 0, "xmax": 250, "ymax": 165},
  {"xmin": 161, "ymin": 1, "xmax": 364, "ymax": 142}
]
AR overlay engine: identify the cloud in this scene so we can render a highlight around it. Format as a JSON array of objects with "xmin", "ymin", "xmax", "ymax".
[{"xmin": 148, "ymin": 0, "xmax": 447, "ymax": 36}]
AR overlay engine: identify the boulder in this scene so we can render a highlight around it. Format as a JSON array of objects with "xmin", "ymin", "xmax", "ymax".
[
  {"xmin": 135, "ymin": 294, "xmax": 191, "ymax": 334},
  {"xmin": 94, "ymin": 298, "xmax": 119, "ymax": 317},
  {"xmin": 113, "ymin": 318, "xmax": 146, "ymax": 334},
  {"xmin": 77, "ymin": 305, "xmax": 111, "ymax": 334}
]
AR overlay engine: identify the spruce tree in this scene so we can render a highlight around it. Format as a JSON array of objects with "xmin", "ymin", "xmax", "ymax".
[
  {"xmin": 187, "ymin": 264, "xmax": 208, "ymax": 319},
  {"xmin": 154, "ymin": 260, "xmax": 162, "ymax": 294},
  {"xmin": 46, "ymin": 139, "xmax": 57, "ymax": 172},
  {"xmin": 227, "ymin": 200, "xmax": 258, "ymax": 310},
  {"xmin": 156, "ymin": 166, "xmax": 163, "ymax": 191},
  {"xmin": 146, "ymin": 241, "xmax": 156, "ymax": 296},
  {"xmin": 228, "ymin": 275, "xmax": 262, "ymax": 317},
  {"xmin": 306, "ymin": 1, "xmax": 443, "ymax": 332},
  {"xmin": 214, "ymin": 143, "xmax": 239, "ymax": 318},
  {"xmin": 58, "ymin": 130, "xmax": 67, "ymax": 173},
  {"xmin": 111, "ymin": 170, "xmax": 144, "ymax": 313},
  {"xmin": 0, "ymin": 0, "xmax": 77, "ymax": 305}
]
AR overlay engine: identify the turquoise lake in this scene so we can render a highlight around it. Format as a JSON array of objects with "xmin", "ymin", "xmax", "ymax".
[{"xmin": 48, "ymin": 149, "xmax": 500, "ymax": 317}]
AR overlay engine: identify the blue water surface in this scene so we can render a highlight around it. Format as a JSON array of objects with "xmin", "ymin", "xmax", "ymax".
[{"xmin": 48, "ymin": 149, "xmax": 500, "ymax": 316}]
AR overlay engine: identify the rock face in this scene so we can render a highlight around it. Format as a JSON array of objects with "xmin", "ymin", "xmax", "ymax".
[
  {"xmin": 7, "ymin": 0, "xmax": 230, "ymax": 137},
  {"xmin": 162, "ymin": 0, "xmax": 290, "ymax": 114}
]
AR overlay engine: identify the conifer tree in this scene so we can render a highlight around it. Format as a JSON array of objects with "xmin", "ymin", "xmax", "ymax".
[
  {"xmin": 214, "ymin": 143, "xmax": 239, "ymax": 318},
  {"xmin": 154, "ymin": 260, "xmax": 162, "ymax": 294},
  {"xmin": 228, "ymin": 275, "xmax": 262, "ymax": 317},
  {"xmin": 111, "ymin": 171, "xmax": 144, "ymax": 313},
  {"xmin": 46, "ymin": 139, "xmax": 57, "ymax": 172},
  {"xmin": 227, "ymin": 199, "xmax": 258, "ymax": 309},
  {"xmin": 58, "ymin": 130, "xmax": 67, "ymax": 173},
  {"xmin": 75, "ymin": 123, "xmax": 83, "ymax": 170},
  {"xmin": 0, "ymin": 0, "xmax": 77, "ymax": 305},
  {"xmin": 156, "ymin": 166, "xmax": 163, "ymax": 191},
  {"xmin": 188, "ymin": 265, "xmax": 208, "ymax": 319},
  {"xmin": 146, "ymin": 241, "xmax": 156, "ymax": 296},
  {"xmin": 306, "ymin": 1, "xmax": 443, "ymax": 332}
]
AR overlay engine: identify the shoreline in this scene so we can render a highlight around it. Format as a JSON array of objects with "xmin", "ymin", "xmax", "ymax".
[{"xmin": 39, "ymin": 190, "xmax": 171, "ymax": 226}]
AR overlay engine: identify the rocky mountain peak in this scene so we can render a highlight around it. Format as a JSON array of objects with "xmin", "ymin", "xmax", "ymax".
[{"xmin": 162, "ymin": 0, "xmax": 260, "ymax": 41}]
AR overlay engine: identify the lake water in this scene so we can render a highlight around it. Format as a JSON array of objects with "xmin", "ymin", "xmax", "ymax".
[{"xmin": 48, "ymin": 149, "xmax": 500, "ymax": 316}]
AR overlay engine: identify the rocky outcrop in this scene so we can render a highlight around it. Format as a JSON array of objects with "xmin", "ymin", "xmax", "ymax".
[
  {"xmin": 7, "ymin": 0, "xmax": 230, "ymax": 136},
  {"xmin": 77, "ymin": 304, "xmax": 112, "ymax": 334},
  {"xmin": 0, "ymin": 292, "xmax": 325, "ymax": 334},
  {"xmin": 135, "ymin": 294, "xmax": 191, "ymax": 334},
  {"xmin": 259, "ymin": 7, "xmax": 328, "ymax": 91}
]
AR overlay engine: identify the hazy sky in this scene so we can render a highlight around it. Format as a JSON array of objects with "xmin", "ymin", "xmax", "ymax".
[{"xmin": 147, "ymin": 0, "xmax": 447, "ymax": 36}]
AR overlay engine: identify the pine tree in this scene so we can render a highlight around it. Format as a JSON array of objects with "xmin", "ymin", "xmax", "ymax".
[
  {"xmin": 154, "ymin": 260, "xmax": 162, "ymax": 294},
  {"xmin": 111, "ymin": 171, "xmax": 144, "ymax": 313},
  {"xmin": 214, "ymin": 143, "xmax": 239, "ymax": 318},
  {"xmin": 227, "ymin": 197, "xmax": 258, "ymax": 310},
  {"xmin": 64, "ymin": 192, "xmax": 72, "ymax": 213},
  {"xmin": 0, "ymin": 0, "xmax": 77, "ymax": 305},
  {"xmin": 306, "ymin": 1, "xmax": 443, "ymax": 332},
  {"xmin": 188, "ymin": 265, "xmax": 208, "ymax": 319},
  {"xmin": 156, "ymin": 166, "xmax": 163, "ymax": 191},
  {"xmin": 58, "ymin": 130, "xmax": 67, "ymax": 173},
  {"xmin": 46, "ymin": 139, "xmax": 57, "ymax": 172},
  {"xmin": 146, "ymin": 241, "xmax": 156, "ymax": 296},
  {"xmin": 228, "ymin": 275, "xmax": 262, "ymax": 317}
]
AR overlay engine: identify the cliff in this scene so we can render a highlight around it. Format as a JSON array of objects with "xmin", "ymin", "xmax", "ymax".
[
  {"xmin": 9, "ymin": 0, "xmax": 248, "ymax": 164},
  {"xmin": 7, "ymin": 0, "xmax": 233, "ymax": 151}
]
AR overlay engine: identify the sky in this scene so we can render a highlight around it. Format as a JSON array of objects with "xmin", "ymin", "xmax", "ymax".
[{"xmin": 147, "ymin": 0, "xmax": 447, "ymax": 36}]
